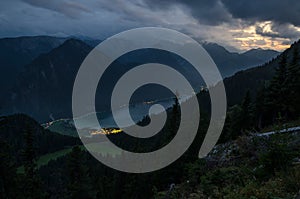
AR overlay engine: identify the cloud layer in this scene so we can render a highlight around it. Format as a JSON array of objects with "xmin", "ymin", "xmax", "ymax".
[{"xmin": 0, "ymin": 0, "xmax": 299, "ymax": 51}]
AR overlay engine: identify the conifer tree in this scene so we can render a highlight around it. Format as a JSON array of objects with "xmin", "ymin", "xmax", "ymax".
[
  {"xmin": 0, "ymin": 140, "xmax": 20, "ymax": 198},
  {"xmin": 255, "ymin": 86, "xmax": 267, "ymax": 129},
  {"xmin": 22, "ymin": 124, "xmax": 46, "ymax": 199},
  {"xmin": 240, "ymin": 90, "xmax": 252, "ymax": 131},
  {"xmin": 66, "ymin": 146, "xmax": 93, "ymax": 199},
  {"xmin": 287, "ymin": 44, "xmax": 300, "ymax": 117},
  {"xmin": 169, "ymin": 96, "xmax": 180, "ymax": 139},
  {"xmin": 267, "ymin": 54, "xmax": 289, "ymax": 121}
]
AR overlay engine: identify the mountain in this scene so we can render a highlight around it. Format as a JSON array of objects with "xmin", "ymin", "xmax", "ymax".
[
  {"xmin": 80, "ymin": 38, "xmax": 102, "ymax": 47},
  {"xmin": 79, "ymin": 40, "xmax": 279, "ymax": 78},
  {"xmin": 242, "ymin": 48, "xmax": 279, "ymax": 62},
  {"xmin": 202, "ymin": 42, "xmax": 280, "ymax": 77},
  {"xmin": 224, "ymin": 40, "xmax": 300, "ymax": 106},
  {"xmin": 0, "ymin": 37, "xmax": 281, "ymax": 122},
  {"xmin": 0, "ymin": 36, "xmax": 66, "ymax": 99},
  {"xmin": 3, "ymin": 38, "xmax": 202, "ymax": 121},
  {"xmin": 3, "ymin": 39, "xmax": 92, "ymax": 121}
]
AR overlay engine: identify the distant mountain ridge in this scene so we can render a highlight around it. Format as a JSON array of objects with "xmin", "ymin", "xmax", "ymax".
[
  {"xmin": 202, "ymin": 42, "xmax": 279, "ymax": 77},
  {"xmin": 0, "ymin": 36, "xmax": 282, "ymax": 122}
]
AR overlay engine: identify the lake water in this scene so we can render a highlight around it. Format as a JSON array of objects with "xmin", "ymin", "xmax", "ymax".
[{"xmin": 73, "ymin": 98, "xmax": 176, "ymax": 130}]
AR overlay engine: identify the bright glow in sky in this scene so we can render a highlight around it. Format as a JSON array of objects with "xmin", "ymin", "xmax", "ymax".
[{"xmin": 231, "ymin": 22, "xmax": 292, "ymax": 51}]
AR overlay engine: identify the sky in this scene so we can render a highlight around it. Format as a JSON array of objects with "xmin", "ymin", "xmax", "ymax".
[{"xmin": 0, "ymin": 0, "xmax": 300, "ymax": 52}]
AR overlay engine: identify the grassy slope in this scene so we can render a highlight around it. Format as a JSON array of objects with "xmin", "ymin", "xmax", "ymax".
[
  {"xmin": 17, "ymin": 142, "xmax": 121, "ymax": 173},
  {"xmin": 17, "ymin": 148, "xmax": 73, "ymax": 173}
]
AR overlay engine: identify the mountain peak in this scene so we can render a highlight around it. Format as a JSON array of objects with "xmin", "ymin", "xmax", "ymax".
[
  {"xmin": 202, "ymin": 42, "xmax": 230, "ymax": 52},
  {"xmin": 39, "ymin": 38, "xmax": 92, "ymax": 61},
  {"xmin": 59, "ymin": 38, "xmax": 90, "ymax": 49},
  {"xmin": 244, "ymin": 48, "xmax": 278, "ymax": 54}
]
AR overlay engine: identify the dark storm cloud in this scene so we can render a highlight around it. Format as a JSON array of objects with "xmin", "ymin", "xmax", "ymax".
[
  {"xmin": 255, "ymin": 25, "xmax": 279, "ymax": 38},
  {"xmin": 142, "ymin": 0, "xmax": 232, "ymax": 25},
  {"xmin": 255, "ymin": 22, "xmax": 300, "ymax": 40},
  {"xmin": 22, "ymin": 0, "xmax": 91, "ymax": 18},
  {"xmin": 221, "ymin": 0, "xmax": 300, "ymax": 26},
  {"xmin": 181, "ymin": 0, "xmax": 232, "ymax": 25},
  {"xmin": 143, "ymin": 0, "xmax": 300, "ymax": 27},
  {"xmin": 143, "ymin": 0, "xmax": 300, "ymax": 41},
  {"xmin": 1, "ymin": 0, "xmax": 299, "ymax": 50}
]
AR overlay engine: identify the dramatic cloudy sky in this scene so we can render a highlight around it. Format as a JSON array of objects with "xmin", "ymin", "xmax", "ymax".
[{"xmin": 1, "ymin": 0, "xmax": 300, "ymax": 51}]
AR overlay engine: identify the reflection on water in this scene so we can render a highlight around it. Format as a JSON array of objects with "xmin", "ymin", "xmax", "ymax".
[
  {"xmin": 45, "ymin": 96, "xmax": 193, "ymax": 138},
  {"xmin": 74, "ymin": 98, "xmax": 176, "ymax": 130}
]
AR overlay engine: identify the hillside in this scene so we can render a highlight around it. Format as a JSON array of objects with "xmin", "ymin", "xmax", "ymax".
[
  {"xmin": 3, "ymin": 39, "xmax": 92, "ymax": 121},
  {"xmin": 224, "ymin": 40, "xmax": 300, "ymax": 106},
  {"xmin": 0, "ymin": 114, "xmax": 80, "ymax": 163},
  {"xmin": 0, "ymin": 36, "xmax": 66, "ymax": 99},
  {"xmin": 0, "ymin": 38, "xmax": 299, "ymax": 198},
  {"xmin": 155, "ymin": 130, "xmax": 300, "ymax": 198}
]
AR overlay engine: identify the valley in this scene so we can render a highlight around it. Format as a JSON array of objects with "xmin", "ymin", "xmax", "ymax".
[{"xmin": 1, "ymin": 36, "xmax": 299, "ymax": 199}]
